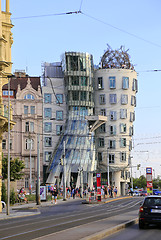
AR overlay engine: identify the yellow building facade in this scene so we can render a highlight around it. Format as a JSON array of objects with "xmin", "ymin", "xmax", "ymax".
[{"xmin": 0, "ymin": 0, "xmax": 13, "ymax": 212}]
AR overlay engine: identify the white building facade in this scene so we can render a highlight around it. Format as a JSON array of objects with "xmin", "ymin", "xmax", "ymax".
[{"xmin": 94, "ymin": 68, "xmax": 138, "ymax": 195}]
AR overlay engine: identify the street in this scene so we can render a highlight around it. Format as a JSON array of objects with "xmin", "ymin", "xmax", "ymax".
[
  {"xmin": 0, "ymin": 197, "xmax": 141, "ymax": 240},
  {"xmin": 103, "ymin": 223, "xmax": 161, "ymax": 240}
]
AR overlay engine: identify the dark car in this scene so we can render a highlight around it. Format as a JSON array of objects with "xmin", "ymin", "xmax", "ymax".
[{"xmin": 139, "ymin": 196, "xmax": 161, "ymax": 229}]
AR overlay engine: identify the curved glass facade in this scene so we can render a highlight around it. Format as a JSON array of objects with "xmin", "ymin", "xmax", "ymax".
[{"xmin": 47, "ymin": 52, "xmax": 96, "ymax": 186}]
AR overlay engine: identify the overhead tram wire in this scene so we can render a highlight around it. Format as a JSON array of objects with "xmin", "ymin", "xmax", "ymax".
[
  {"xmin": 81, "ymin": 12, "xmax": 161, "ymax": 49},
  {"xmin": 11, "ymin": 10, "xmax": 82, "ymax": 20}
]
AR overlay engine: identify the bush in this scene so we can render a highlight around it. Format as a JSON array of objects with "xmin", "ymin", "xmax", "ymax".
[
  {"xmin": 10, "ymin": 188, "xmax": 16, "ymax": 205},
  {"xmin": 2, "ymin": 182, "xmax": 7, "ymax": 203}
]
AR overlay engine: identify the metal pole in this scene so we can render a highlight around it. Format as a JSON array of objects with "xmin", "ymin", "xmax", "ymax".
[
  {"xmin": 29, "ymin": 139, "xmax": 32, "ymax": 194},
  {"xmin": 81, "ymin": 169, "xmax": 83, "ymax": 198},
  {"xmin": 131, "ymin": 166, "xmax": 133, "ymax": 190},
  {"xmin": 107, "ymin": 149, "xmax": 109, "ymax": 186},
  {"xmin": 7, "ymin": 77, "xmax": 10, "ymax": 215},
  {"xmin": 36, "ymin": 133, "xmax": 41, "ymax": 205},
  {"xmin": 63, "ymin": 140, "xmax": 66, "ymax": 201}
]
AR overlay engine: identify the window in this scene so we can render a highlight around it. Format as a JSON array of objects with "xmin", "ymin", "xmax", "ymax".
[
  {"xmin": 122, "ymin": 77, "xmax": 129, "ymax": 89},
  {"xmin": 130, "ymin": 112, "xmax": 135, "ymax": 122},
  {"xmin": 120, "ymin": 123, "xmax": 126, "ymax": 133},
  {"xmin": 44, "ymin": 93, "xmax": 51, "ymax": 103},
  {"xmin": 80, "ymin": 91, "xmax": 87, "ymax": 101},
  {"xmin": 120, "ymin": 109, "xmax": 127, "ymax": 119},
  {"xmin": 56, "ymin": 125, "xmax": 63, "ymax": 135},
  {"xmin": 120, "ymin": 138, "xmax": 126, "ymax": 147},
  {"xmin": 44, "ymin": 122, "xmax": 52, "ymax": 132},
  {"xmin": 109, "ymin": 140, "xmax": 116, "ymax": 149},
  {"xmin": 24, "ymin": 105, "xmax": 28, "ymax": 114},
  {"xmin": 45, "ymin": 152, "xmax": 52, "ymax": 162},
  {"xmin": 25, "ymin": 178, "xmax": 29, "ymax": 188},
  {"xmin": 25, "ymin": 122, "xmax": 29, "ymax": 132},
  {"xmin": 109, "ymin": 94, "xmax": 117, "ymax": 104},
  {"xmin": 121, "ymin": 94, "xmax": 128, "ymax": 104},
  {"xmin": 25, "ymin": 122, "xmax": 34, "ymax": 132},
  {"xmin": 25, "ymin": 139, "xmax": 34, "ymax": 150},
  {"xmin": 132, "ymin": 78, "xmax": 138, "ymax": 92},
  {"xmin": 99, "ymin": 123, "xmax": 106, "ymax": 133},
  {"xmin": 2, "ymin": 139, "xmax": 6, "ymax": 149},
  {"xmin": 25, "ymin": 157, "xmax": 34, "ymax": 168},
  {"xmin": 129, "ymin": 140, "xmax": 132, "ymax": 151},
  {"xmin": 44, "ymin": 108, "xmax": 52, "ymax": 118},
  {"xmin": 71, "ymin": 76, "xmax": 79, "ymax": 86},
  {"xmin": 70, "ymin": 56, "xmax": 78, "ymax": 71},
  {"xmin": 24, "ymin": 94, "xmax": 34, "ymax": 100},
  {"xmin": 45, "ymin": 137, "xmax": 52, "ymax": 147},
  {"xmin": 3, "ymin": 90, "xmax": 13, "ymax": 96},
  {"xmin": 98, "ymin": 152, "xmax": 103, "ymax": 162},
  {"xmin": 56, "ymin": 111, "xmax": 63, "ymax": 120},
  {"xmin": 98, "ymin": 138, "xmax": 104, "ymax": 147},
  {"xmin": 110, "ymin": 111, "xmax": 117, "ymax": 121},
  {"xmin": 81, "ymin": 76, "xmax": 87, "ymax": 86},
  {"xmin": 100, "ymin": 109, "xmax": 106, "ymax": 116},
  {"xmin": 131, "ymin": 96, "xmax": 136, "ymax": 106},
  {"xmin": 99, "ymin": 94, "xmax": 106, "ymax": 104},
  {"xmin": 109, "ymin": 154, "xmax": 115, "ymax": 163},
  {"xmin": 120, "ymin": 152, "xmax": 126, "ymax": 162},
  {"xmin": 109, "ymin": 125, "xmax": 116, "ymax": 135},
  {"xmin": 98, "ymin": 77, "xmax": 103, "ymax": 89},
  {"xmin": 89, "ymin": 92, "xmax": 92, "ymax": 102},
  {"xmin": 10, "ymin": 139, "xmax": 12, "ymax": 150},
  {"xmin": 72, "ymin": 91, "xmax": 79, "ymax": 101},
  {"xmin": 56, "ymin": 94, "xmax": 63, "ymax": 104},
  {"xmin": 30, "ymin": 106, "xmax": 35, "ymax": 115},
  {"xmin": 109, "ymin": 76, "xmax": 116, "ymax": 89},
  {"xmin": 129, "ymin": 126, "xmax": 134, "ymax": 136}
]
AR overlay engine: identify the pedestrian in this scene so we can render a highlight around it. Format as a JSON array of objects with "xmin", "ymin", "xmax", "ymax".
[
  {"xmin": 114, "ymin": 187, "xmax": 118, "ymax": 198},
  {"xmin": 53, "ymin": 187, "xmax": 58, "ymax": 204},
  {"xmin": 72, "ymin": 188, "xmax": 76, "ymax": 199}
]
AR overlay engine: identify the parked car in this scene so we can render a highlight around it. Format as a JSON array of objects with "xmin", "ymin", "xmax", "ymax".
[
  {"xmin": 133, "ymin": 190, "xmax": 139, "ymax": 196},
  {"xmin": 139, "ymin": 196, "xmax": 161, "ymax": 228},
  {"xmin": 140, "ymin": 190, "xmax": 147, "ymax": 197},
  {"xmin": 153, "ymin": 189, "xmax": 161, "ymax": 195},
  {"xmin": 1, "ymin": 201, "xmax": 6, "ymax": 209}
]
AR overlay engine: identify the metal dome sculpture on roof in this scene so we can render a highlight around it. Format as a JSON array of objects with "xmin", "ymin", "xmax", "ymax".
[{"xmin": 100, "ymin": 44, "xmax": 134, "ymax": 70}]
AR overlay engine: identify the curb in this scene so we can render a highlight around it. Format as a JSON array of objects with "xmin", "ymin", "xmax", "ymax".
[
  {"xmin": 83, "ymin": 196, "xmax": 133, "ymax": 204},
  {"xmin": 81, "ymin": 218, "xmax": 138, "ymax": 240}
]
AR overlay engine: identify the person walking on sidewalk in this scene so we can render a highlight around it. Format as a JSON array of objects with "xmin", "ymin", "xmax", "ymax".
[{"xmin": 53, "ymin": 187, "xmax": 58, "ymax": 204}]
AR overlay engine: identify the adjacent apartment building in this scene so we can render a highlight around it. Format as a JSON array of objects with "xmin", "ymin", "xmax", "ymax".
[{"xmin": 2, "ymin": 71, "xmax": 43, "ymax": 191}]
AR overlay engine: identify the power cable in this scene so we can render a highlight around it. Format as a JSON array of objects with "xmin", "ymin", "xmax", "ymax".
[
  {"xmin": 11, "ymin": 11, "xmax": 82, "ymax": 20},
  {"xmin": 81, "ymin": 11, "xmax": 161, "ymax": 49}
]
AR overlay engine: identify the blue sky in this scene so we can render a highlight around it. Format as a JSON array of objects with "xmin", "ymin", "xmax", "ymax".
[{"xmin": 8, "ymin": 0, "xmax": 161, "ymax": 177}]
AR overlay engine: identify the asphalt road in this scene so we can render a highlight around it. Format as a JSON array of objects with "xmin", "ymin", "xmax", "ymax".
[
  {"xmin": 0, "ymin": 197, "xmax": 141, "ymax": 240},
  {"xmin": 102, "ymin": 223, "xmax": 161, "ymax": 240}
]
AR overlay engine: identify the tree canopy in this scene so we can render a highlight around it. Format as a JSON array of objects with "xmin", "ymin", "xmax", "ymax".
[{"xmin": 2, "ymin": 156, "xmax": 25, "ymax": 181}]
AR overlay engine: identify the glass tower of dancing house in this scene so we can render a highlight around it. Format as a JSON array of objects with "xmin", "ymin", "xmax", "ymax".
[{"xmin": 46, "ymin": 52, "xmax": 99, "ymax": 188}]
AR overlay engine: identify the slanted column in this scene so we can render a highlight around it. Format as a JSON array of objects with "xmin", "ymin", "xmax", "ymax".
[{"xmin": 6, "ymin": 0, "xmax": 9, "ymax": 12}]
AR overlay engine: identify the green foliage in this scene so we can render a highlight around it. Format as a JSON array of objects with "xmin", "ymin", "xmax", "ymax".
[
  {"xmin": 10, "ymin": 188, "xmax": 16, "ymax": 205},
  {"xmin": 133, "ymin": 175, "xmax": 147, "ymax": 189},
  {"xmin": 1, "ymin": 182, "xmax": 7, "ymax": 203},
  {"xmin": 2, "ymin": 156, "xmax": 25, "ymax": 181}
]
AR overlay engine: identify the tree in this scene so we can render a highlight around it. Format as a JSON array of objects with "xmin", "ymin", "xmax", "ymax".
[
  {"xmin": 133, "ymin": 175, "xmax": 147, "ymax": 189},
  {"xmin": 2, "ymin": 156, "xmax": 25, "ymax": 181}
]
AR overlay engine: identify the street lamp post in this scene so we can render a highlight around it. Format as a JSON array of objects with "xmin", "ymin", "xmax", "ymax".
[
  {"xmin": 7, "ymin": 76, "xmax": 10, "ymax": 215},
  {"xmin": 107, "ymin": 149, "xmax": 109, "ymax": 186},
  {"xmin": 63, "ymin": 140, "xmax": 66, "ymax": 201}
]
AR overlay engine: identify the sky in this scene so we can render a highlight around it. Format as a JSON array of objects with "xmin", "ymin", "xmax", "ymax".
[{"xmin": 6, "ymin": 0, "xmax": 161, "ymax": 178}]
